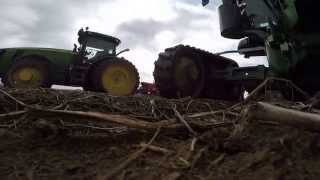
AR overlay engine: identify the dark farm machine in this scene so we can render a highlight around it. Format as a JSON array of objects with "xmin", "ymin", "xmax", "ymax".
[
  {"xmin": 154, "ymin": 0, "xmax": 320, "ymax": 100},
  {"xmin": 0, "ymin": 28, "xmax": 139, "ymax": 96}
]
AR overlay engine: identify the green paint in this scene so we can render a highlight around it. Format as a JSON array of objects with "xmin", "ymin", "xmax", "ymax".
[
  {"xmin": 0, "ymin": 29, "xmax": 124, "ymax": 87},
  {"xmin": 0, "ymin": 47, "xmax": 77, "ymax": 84}
]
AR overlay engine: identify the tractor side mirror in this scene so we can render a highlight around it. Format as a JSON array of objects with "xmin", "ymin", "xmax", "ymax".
[
  {"xmin": 73, "ymin": 44, "xmax": 78, "ymax": 52},
  {"xmin": 116, "ymin": 48, "xmax": 130, "ymax": 56},
  {"xmin": 202, "ymin": 0, "xmax": 209, "ymax": 6}
]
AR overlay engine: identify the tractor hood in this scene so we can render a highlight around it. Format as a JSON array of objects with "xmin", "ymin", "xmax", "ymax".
[
  {"xmin": 0, "ymin": 47, "xmax": 79, "ymax": 83},
  {"xmin": 3, "ymin": 47, "xmax": 75, "ymax": 54}
]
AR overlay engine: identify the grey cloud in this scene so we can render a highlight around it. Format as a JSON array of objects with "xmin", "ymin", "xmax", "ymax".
[
  {"xmin": 139, "ymin": 71, "xmax": 154, "ymax": 82},
  {"xmin": 116, "ymin": 6, "xmax": 214, "ymax": 51},
  {"xmin": 25, "ymin": 0, "xmax": 110, "ymax": 47},
  {"xmin": 177, "ymin": 0, "xmax": 222, "ymax": 8},
  {"xmin": 178, "ymin": 0, "xmax": 199, "ymax": 5},
  {"xmin": 117, "ymin": 19, "xmax": 166, "ymax": 50},
  {"xmin": 0, "ymin": 0, "xmax": 108, "ymax": 49},
  {"xmin": 0, "ymin": 0, "xmax": 220, "ymax": 49}
]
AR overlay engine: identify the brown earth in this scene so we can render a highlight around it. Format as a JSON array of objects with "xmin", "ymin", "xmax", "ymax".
[{"xmin": 0, "ymin": 88, "xmax": 320, "ymax": 180}]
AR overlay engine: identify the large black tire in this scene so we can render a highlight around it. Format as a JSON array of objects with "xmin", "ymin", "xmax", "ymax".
[
  {"xmin": 153, "ymin": 45, "xmax": 243, "ymax": 100},
  {"xmin": 153, "ymin": 45, "xmax": 206, "ymax": 98},
  {"xmin": 90, "ymin": 58, "xmax": 140, "ymax": 96},
  {"xmin": 293, "ymin": 57, "xmax": 320, "ymax": 95},
  {"xmin": 3, "ymin": 57, "xmax": 50, "ymax": 88}
]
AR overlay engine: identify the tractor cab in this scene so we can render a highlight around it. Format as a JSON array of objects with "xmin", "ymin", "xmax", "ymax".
[{"xmin": 76, "ymin": 28, "xmax": 121, "ymax": 59}]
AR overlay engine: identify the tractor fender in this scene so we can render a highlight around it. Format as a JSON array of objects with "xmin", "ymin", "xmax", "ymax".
[{"xmin": 10, "ymin": 54, "xmax": 51, "ymax": 69}]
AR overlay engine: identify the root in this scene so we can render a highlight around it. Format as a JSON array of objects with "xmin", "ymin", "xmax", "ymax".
[
  {"xmin": 98, "ymin": 128, "xmax": 161, "ymax": 180},
  {"xmin": 248, "ymin": 101, "xmax": 320, "ymax": 131}
]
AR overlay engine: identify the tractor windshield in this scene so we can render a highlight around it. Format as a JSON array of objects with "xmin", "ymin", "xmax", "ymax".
[
  {"xmin": 85, "ymin": 37, "xmax": 117, "ymax": 59},
  {"xmin": 77, "ymin": 29, "xmax": 121, "ymax": 59}
]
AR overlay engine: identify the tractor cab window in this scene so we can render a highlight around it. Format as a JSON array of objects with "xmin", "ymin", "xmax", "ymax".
[
  {"xmin": 243, "ymin": 0, "xmax": 278, "ymax": 28},
  {"xmin": 84, "ymin": 37, "xmax": 116, "ymax": 59}
]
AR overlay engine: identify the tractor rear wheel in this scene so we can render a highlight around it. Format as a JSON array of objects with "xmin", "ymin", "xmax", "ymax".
[
  {"xmin": 3, "ymin": 57, "xmax": 50, "ymax": 88},
  {"xmin": 90, "ymin": 58, "xmax": 140, "ymax": 96},
  {"xmin": 153, "ymin": 45, "xmax": 206, "ymax": 98}
]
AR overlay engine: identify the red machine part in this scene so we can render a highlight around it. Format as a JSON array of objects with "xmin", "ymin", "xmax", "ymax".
[{"xmin": 137, "ymin": 82, "xmax": 157, "ymax": 95}]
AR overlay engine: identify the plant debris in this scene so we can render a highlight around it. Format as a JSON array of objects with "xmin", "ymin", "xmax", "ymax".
[{"xmin": 1, "ymin": 82, "xmax": 320, "ymax": 180}]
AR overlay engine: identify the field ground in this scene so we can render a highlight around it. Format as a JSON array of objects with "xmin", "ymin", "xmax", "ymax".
[{"xmin": 0, "ymin": 88, "xmax": 320, "ymax": 180}]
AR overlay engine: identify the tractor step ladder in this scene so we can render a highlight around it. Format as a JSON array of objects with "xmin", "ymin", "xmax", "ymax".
[{"xmin": 69, "ymin": 63, "xmax": 91, "ymax": 85}]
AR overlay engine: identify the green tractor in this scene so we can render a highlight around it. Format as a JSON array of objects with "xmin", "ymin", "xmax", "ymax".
[
  {"xmin": 154, "ymin": 0, "xmax": 320, "ymax": 100},
  {"xmin": 0, "ymin": 28, "xmax": 140, "ymax": 96}
]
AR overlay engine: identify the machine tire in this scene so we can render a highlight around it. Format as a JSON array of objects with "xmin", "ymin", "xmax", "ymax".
[
  {"xmin": 90, "ymin": 58, "xmax": 140, "ymax": 96},
  {"xmin": 153, "ymin": 45, "xmax": 206, "ymax": 98},
  {"xmin": 3, "ymin": 57, "xmax": 50, "ymax": 88},
  {"xmin": 202, "ymin": 62, "xmax": 244, "ymax": 101},
  {"xmin": 153, "ymin": 45, "xmax": 243, "ymax": 100}
]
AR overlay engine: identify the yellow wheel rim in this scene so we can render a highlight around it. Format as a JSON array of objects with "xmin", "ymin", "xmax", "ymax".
[
  {"xmin": 12, "ymin": 67, "xmax": 43, "ymax": 88},
  {"xmin": 101, "ymin": 64, "xmax": 137, "ymax": 96}
]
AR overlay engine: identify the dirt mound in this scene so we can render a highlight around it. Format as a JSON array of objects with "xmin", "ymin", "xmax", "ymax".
[{"xmin": 0, "ymin": 87, "xmax": 320, "ymax": 180}]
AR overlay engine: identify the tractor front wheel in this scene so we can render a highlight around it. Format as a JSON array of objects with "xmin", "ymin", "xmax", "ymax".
[
  {"xmin": 3, "ymin": 57, "xmax": 50, "ymax": 88},
  {"xmin": 90, "ymin": 58, "xmax": 140, "ymax": 96}
]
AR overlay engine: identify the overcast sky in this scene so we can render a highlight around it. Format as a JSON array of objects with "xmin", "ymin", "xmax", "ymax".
[{"xmin": 0, "ymin": 0, "xmax": 267, "ymax": 83}]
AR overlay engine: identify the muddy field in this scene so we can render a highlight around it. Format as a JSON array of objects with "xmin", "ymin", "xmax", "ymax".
[{"xmin": 0, "ymin": 87, "xmax": 320, "ymax": 180}]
